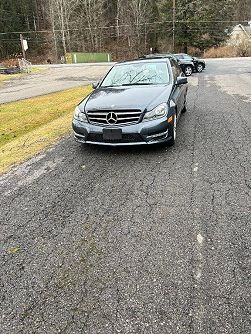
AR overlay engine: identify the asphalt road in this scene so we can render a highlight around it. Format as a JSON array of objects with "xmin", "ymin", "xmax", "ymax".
[
  {"xmin": 0, "ymin": 57, "xmax": 250, "ymax": 104},
  {"xmin": 0, "ymin": 58, "xmax": 251, "ymax": 333},
  {"xmin": 0, "ymin": 63, "xmax": 113, "ymax": 104}
]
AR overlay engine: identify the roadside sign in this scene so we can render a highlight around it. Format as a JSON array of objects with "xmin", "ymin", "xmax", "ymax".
[{"xmin": 23, "ymin": 40, "xmax": 28, "ymax": 51}]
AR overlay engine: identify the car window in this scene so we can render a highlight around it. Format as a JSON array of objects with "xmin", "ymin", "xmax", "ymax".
[
  {"xmin": 101, "ymin": 62, "xmax": 170, "ymax": 87},
  {"xmin": 175, "ymin": 62, "xmax": 182, "ymax": 76},
  {"xmin": 170, "ymin": 58, "xmax": 179, "ymax": 79},
  {"xmin": 183, "ymin": 54, "xmax": 193, "ymax": 61}
]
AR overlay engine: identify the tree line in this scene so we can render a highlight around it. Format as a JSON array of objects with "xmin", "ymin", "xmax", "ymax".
[{"xmin": 0, "ymin": 0, "xmax": 250, "ymax": 61}]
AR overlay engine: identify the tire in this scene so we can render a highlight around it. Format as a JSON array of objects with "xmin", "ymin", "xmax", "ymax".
[
  {"xmin": 181, "ymin": 102, "xmax": 187, "ymax": 113},
  {"xmin": 196, "ymin": 63, "xmax": 203, "ymax": 72},
  {"xmin": 168, "ymin": 113, "xmax": 177, "ymax": 146},
  {"xmin": 184, "ymin": 65, "xmax": 193, "ymax": 76}
]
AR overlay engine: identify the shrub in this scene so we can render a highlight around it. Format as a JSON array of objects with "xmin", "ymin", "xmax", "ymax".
[{"xmin": 204, "ymin": 45, "xmax": 251, "ymax": 58}]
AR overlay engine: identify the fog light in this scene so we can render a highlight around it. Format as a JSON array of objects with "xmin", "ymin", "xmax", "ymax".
[{"xmin": 146, "ymin": 130, "xmax": 168, "ymax": 139}]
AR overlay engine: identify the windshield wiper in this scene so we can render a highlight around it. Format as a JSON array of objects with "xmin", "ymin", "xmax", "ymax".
[
  {"xmin": 121, "ymin": 82, "xmax": 155, "ymax": 86},
  {"xmin": 100, "ymin": 85, "xmax": 121, "ymax": 88},
  {"xmin": 101, "ymin": 83, "xmax": 166, "ymax": 88}
]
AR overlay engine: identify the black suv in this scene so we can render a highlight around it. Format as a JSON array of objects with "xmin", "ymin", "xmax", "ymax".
[
  {"xmin": 173, "ymin": 54, "xmax": 206, "ymax": 73},
  {"xmin": 142, "ymin": 53, "xmax": 194, "ymax": 77}
]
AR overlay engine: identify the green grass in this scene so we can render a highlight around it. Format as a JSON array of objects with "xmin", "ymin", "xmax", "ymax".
[
  {"xmin": 0, "ymin": 73, "xmax": 22, "ymax": 81},
  {"xmin": 0, "ymin": 86, "xmax": 92, "ymax": 173}
]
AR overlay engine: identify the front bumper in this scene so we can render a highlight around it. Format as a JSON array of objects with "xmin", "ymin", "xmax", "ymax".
[{"xmin": 72, "ymin": 117, "xmax": 173, "ymax": 146}]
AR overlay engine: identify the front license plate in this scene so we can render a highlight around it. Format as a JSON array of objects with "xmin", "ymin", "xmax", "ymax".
[{"xmin": 103, "ymin": 128, "xmax": 122, "ymax": 140}]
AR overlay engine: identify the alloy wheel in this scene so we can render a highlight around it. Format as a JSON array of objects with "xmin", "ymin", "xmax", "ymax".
[
  {"xmin": 185, "ymin": 66, "xmax": 192, "ymax": 76},
  {"xmin": 197, "ymin": 64, "xmax": 203, "ymax": 72}
]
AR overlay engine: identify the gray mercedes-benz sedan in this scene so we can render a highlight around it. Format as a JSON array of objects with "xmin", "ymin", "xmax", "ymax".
[{"xmin": 72, "ymin": 56, "xmax": 188, "ymax": 146}]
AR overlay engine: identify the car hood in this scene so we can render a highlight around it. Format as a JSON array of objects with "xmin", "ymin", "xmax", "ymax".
[{"xmin": 82, "ymin": 85, "xmax": 173, "ymax": 112}]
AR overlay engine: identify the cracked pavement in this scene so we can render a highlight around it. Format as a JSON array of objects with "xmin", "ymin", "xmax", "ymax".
[{"xmin": 0, "ymin": 58, "xmax": 251, "ymax": 333}]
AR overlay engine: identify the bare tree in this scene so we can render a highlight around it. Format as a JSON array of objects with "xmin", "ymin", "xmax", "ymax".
[
  {"xmin": 75, "ymin": 0, "xmax": 107, "ymax": 51},
  {"xmin": 127, "ymin": 0, "xmax": 154, "ymax": 54},
  {"xmin": 48, "ymin": 0, "xmax": 78, "ymax": 57}
]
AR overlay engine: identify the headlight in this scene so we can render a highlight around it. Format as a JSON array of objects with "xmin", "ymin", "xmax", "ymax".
[
  {"xmin": 73, "ymin": 106, "xmax": 88, "ymax": 123},
  {"xmin": 143, "ymin": 103, "xmax": 168, "ymax": 122}
]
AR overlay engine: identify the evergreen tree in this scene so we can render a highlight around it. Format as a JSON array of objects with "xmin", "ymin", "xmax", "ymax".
[
  {"xmin": 0, "ymin": 0, "xmax": 37, "ymax": 59},
  {"xmin": 0, "ymin": 0, "xmax": 247, "ymax": 60},
  {"xmin": 159, "ymin": 0, "xmax": 235, "ymax": 52}
]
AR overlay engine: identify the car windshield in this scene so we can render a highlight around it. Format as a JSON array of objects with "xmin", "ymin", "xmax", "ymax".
[
  {"xmin": 183, "ymin": 54, "xmax": 193, "ymax": 60},
  {"xmin": 101, "ymin": 62, "xmax": 170, "ymax": 87}
]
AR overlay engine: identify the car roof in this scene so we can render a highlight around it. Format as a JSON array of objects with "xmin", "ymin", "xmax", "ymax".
[
  {"xmin": 140, "ymin": 53, "xmax": 174, "ymax": 59},
  {"xmin": 116, "ymin": 56, "xmax": 171, "ymax": 66}
]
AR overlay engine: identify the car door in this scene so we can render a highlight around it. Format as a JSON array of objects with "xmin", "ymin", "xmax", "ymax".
[
  {"xmin": 175, "ymin": 61, "xmax": 187, "ymax": 115},
  {"xmin": 170, "ymin": 58, "xmax": 183, "ymax": 117},
  {"xmin": 184, "ymin": 54, "xmax": 197, "ymax": 68}
]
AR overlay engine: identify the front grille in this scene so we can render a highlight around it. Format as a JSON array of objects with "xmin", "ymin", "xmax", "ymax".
[
  {"xmin": 87, "ymin": 133, "xmax": 143, "ymax": 143},
  {"xmin": 86, "ymin": 109, "xmax": 142, "ymax": 126}
]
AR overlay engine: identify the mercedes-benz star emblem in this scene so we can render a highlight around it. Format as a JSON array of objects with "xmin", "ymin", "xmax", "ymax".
[{"xmin": 106, "ymin": 112, "xmax": 118, "ymax": 124}]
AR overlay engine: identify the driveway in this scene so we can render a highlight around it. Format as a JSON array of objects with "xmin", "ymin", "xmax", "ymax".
[{"xmin": 0, "ymin": 58, "xmax": 250, "ymax": 333}]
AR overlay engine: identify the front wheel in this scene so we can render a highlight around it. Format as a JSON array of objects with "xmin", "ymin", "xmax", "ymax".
[
  {"xmin": 196, "ymin": 63, "xmax": 203, "ymax": 72},
  {"xmin": 181, "ymin": 102, "xmax": 187, "ymax": 113},
  {"xmin": 184, "ymin": 65, "xmax": 193, "ymax": 76},
  {"xmin": 168, "ymin": 113, "xmax": 177, "ymax": 146}
]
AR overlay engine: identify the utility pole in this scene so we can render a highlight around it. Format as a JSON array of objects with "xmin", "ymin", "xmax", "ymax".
[
  {"xmin": 20, "ymin": 34, "xmax": 26, "ymax": 59},
  {"xmin": 172, "ymin": 0, "xmax": 176, "ymax": 52}
]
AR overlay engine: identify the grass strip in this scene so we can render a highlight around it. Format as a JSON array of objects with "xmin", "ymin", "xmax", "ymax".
[{"xmin": 0, "ymin": 86, "xmax": 92, "ymax": 173}]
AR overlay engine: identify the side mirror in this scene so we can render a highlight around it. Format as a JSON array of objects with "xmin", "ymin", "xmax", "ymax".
[
  {"xmin": 92, "ymin": 82, "xmax": 99, "ymax": 89},
  {"xmin": 176, "ymin": 76, "xmax": 188, "ymax": 85}
]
